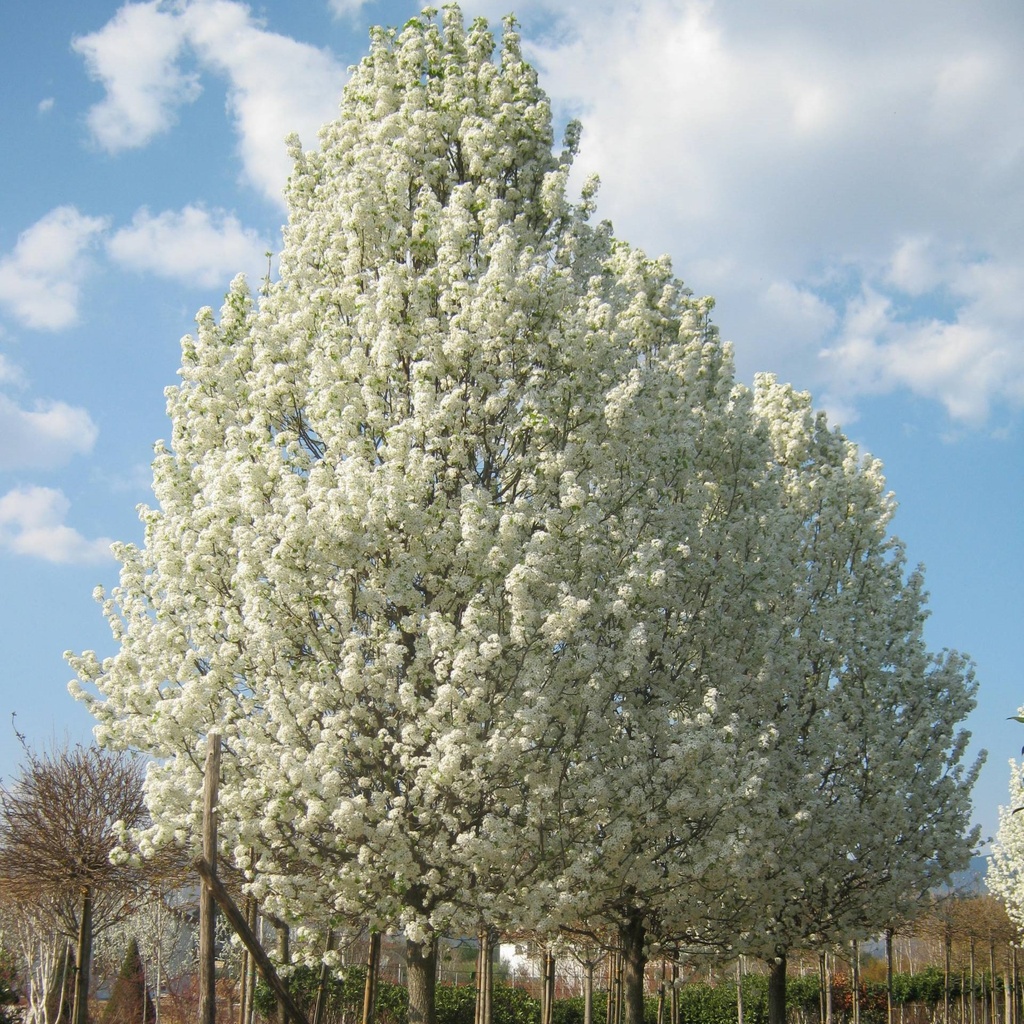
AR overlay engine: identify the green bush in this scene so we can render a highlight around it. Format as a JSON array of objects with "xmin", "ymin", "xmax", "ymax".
[{"xmin": 253, "ymin": 961, "xmax": 969, "ymax": 1024}]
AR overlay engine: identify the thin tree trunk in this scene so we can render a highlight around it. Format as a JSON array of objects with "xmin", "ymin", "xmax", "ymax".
[
  {"xmin": 584, "ymin": 959, "xmax": 595, "ymax": 1024},
  {"xmin": 737, "ymin": 957, "xmax": 745, "ymax": 1024},
  {"xmin": 853, "ymin": 941, "xmax": 861, "ymax": 1024},
  {"xmin": 972, "ymin": 938, "xmax": 978, "ymax": 1024},
  {"xmin": 886, "ymin": 930, "xmax": 894, "ymax": 1024},
  {"xmin": 992, "ymin": 940, "xmax": 999, "ymax": 1024},
  {"xmin": 483, "ymin": 931, "xmax": 494, "ymax": 1024},
  {"xmin": 818, "ymin": 952, "xmax": 827, "ymax": 1024},
  {"xmin": 606, "ymin": 952, "xmax": 618, "ymax": 1024},
  {"xmin": 311, "ymin": 930, "xmax": 334, "ymax": 1024},
  {"xmin": 945, "ymin": 926, "xmax": 953, "ymax": 1024},
  {"xmin": 72, "ymin": 885, "xmax": 93, "ymax": 1024},
  {"xmin": 767, "ymin": 952, "xmax": 787, "ymax": 1024},
  {"xmin": 406, "ymin": 938, "xmax": 437, "ymax": 1024},
  {"xmin": 825, "ymin": 951, "xmax": 833, "ymax": 1024},
  {"xmin": 244, "ymin": 903, "xmax": 258, "ymax": 1024},
  {"xmin": 362, "ymin": 932, "xmax": 381, "ymax": 1024},
  {"xmin": 619, "ymin": 915, "xmax": 647, "ymax": 1024},
  {"xmin": 1007, "ymin": 942, "xmax": 1015, "ymax": 1024},
  {"xmin": 276, "ymin": 922, "xmax": 291, "ymax": 1024},
  {"xmin": 238, "ymin": 900, "xmax": 252, "ymax": 1024}
]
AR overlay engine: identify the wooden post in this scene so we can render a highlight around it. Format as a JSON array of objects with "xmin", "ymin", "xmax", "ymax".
[
  {"xmin": 193, "ymin": 859, "xmax": 310, "ymax": 1024},
  {"xmin": 362, "ymin": 932, "xmax": 381, "ymax": 1024},
  {"xmin": 311, "ymin": 930, "xmax": 334, "ymax": 1024},
  {"xmin": 200, "ymin": 734, "xmax": 221, "ymax": 1024}
]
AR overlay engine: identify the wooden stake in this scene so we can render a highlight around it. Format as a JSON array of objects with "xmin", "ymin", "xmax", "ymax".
[
  {"xmin": 199, "ymin": 734, "xmax": 221, "ymax": 1024},
  {"xmin": 194, "ymin": 857, "xmax": 310, "ymax": 1024}
]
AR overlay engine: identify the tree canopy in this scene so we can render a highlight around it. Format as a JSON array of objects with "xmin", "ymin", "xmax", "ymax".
[{"xmin": 68, "ymin": 8, "xmax": 982, "ymax": 1024}]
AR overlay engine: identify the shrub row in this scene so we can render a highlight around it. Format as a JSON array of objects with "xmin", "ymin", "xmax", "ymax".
[{"xmin": 256, "ymin": 966, "xmax": 970, "ymax": 1024}]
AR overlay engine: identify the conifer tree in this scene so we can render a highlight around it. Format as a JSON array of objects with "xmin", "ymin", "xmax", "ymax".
[{"xmin": 101, "ymin": 938, "xmax": 154, "ymax": 1024}]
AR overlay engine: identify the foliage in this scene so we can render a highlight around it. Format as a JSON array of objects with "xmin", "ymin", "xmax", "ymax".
[
  {"xmin": 101, "ymin": 937, "xmax": 155, "ymax": 1024},
  {"xmin": 254, "ymin": 964, "xmax": 408, "ymax": 1024},
  {"xmin": 986, "ymin": 759, "xmax": 1024, "ymax": 928}
]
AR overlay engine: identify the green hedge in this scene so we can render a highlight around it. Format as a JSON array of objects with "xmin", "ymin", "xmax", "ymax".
[{"xmin": 255, "ymin": 966, "xmax": 960, "ymax": 1024}]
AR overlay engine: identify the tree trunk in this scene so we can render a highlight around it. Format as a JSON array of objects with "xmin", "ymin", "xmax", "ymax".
[
  {"xmin": 736, "ymin": 957, "xmax": 745, "ymax": 1024},
  {"xmin": 406, "ymin": 938, "xmax": 437, "ymax": 1024},
  {"xmin": 362, "ymin": 932, "xmax": 381, "ymax": 1024},
  {"xmin": 312, "ymin": 930, "xmax": 335, "ymax": 1024},
  {"xmin": 852, "ymin": 940, "xmax": 860, "ymax": 1024},
  {"xmin": 619, "ymin": 914, "xmax": 647, "ymax": 1024},
  {"xmin": 72, "ymin": 885, "xmax": 93, "ymax": 1024},
  {"xmin": 972, "ymin": 938, "xmax": 978, "ymax": 1024},
  {"xmin": 584, "ymin": 960, "xmax": 595, "ymax": 1024},
  {"xmin": 818, "ymin": 952, "xmax": 827, "ymax": 1024},
  {"xmin": 825, "ymin": 951, "xmax": 833, "ymax": 1024},
  {"xmin": 606, "ymin": 952, "xmax": 619, "ymax": 1024},
  {"xmin": 46, "ymin": 938, "xmax": 73, "ymax": 1024},
  {"xmin": 992, "ymin": 940, "xmax": 999, "ymax": 1024},
  {"xmin": 541, "ymin": 950, "xmax": 556, "ymax": 1024},
  {"xmin": 886, "ymin": 930, "xmax": 894, "ymax": 1024},
  {"xmin": 276, "ymin": 923, "xmax": 291, "ymax": 1024},
  {"xmin": 474, "ymin": 929, "xmax": 494, "ymax": 1024},
  {"xmin": 767, "ymin": 951, "xmax": 787, "ymax": 1024},
  {"xmin": 944, "ymin": 927, "xmax": 952, "ymax": 1024}
]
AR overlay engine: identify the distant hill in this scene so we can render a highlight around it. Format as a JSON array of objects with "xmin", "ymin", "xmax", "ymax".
[{"xmin": 948, "ymin": 854, "xmax": 989, "ymax": 894}]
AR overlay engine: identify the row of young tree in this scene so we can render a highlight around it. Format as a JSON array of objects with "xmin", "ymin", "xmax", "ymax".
[
  {"xmin": 2, "ymin": 798, "xmax": 1020, "ymax": 1024},
  {"xmin": 49, "ymin": 6, "xmax": 981, "ymax": 1024}
]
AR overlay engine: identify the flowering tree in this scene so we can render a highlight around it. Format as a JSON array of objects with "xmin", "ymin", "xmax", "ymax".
[
  {"xmin": 67, "ymin": 11, "xmax": 982, "ymax": 1024},
  {"xmin": 67, "ymin": 7, "xmax": 765, "ymax": 1023},
  {"xmin": 724, "ymin": 377, "xmax": 982, "ymax": 1024},
  {"xmin": 988, "ymin": 762, "xmax": 1024, "ymax": 927}
]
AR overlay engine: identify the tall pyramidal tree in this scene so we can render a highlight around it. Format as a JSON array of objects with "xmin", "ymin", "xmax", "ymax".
[
  {"xmin": 68, "ymin": 9, "xmax": 981, "ymax": 1024},
  {"xmin": 68, "ymin": 7, "xmax": 760, "ymax": 1022}
]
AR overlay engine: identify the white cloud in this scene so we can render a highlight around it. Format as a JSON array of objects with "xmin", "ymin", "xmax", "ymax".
[
  {"xmin": 69, "ymin": 0, "xmax": 1024, "ymax": 424},
  {"xmin": 822, "ymin": 248, "xmax": 1024, "ymax": 423},
  {"xmin": 0, "ymin": 206, "xmax": 108, "ymax": 330},
  {"xmin": 0, "ymin": 355, "xmax": 25, "ymax": 388},
  {"xmin": 179, "ymin": 0, "xmax": 347, "ymax": 204},
  {"xmin": 520, "ymin": 0, "xmax": 1024, "ymax": 423},
  {"xmin": 0, "ymin": 486, "xmax": 114, "ymax": 565},
  {"xmin": 38, "ymin": 97, "xmax": 55, "ymax": 114},
  {"xmin": 0, "ymin": 394, "xmax": 99, "ymax": 470},
  {"xmin": 76, "ymin": 1, "xmax": 347, "ymax": 205},
  {"xmin": 108, "ymin": 205, "xmax": 271, "ymax": 289},
  {"xmin": 327, "ymin": 0, "xmax": 373, "ymax": 17},
  {"xmin": 73, "ymin": 0, "xmax": 201, "ymax": 151}
]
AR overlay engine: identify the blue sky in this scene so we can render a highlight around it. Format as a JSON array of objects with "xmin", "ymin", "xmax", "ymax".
[{"xmin": 0, "ymin": 0, "xmax": 1021, "ymax": 851}]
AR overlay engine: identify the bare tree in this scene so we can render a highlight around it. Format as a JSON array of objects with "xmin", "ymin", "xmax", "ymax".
[{"xmin": 0, "ymin": 743, "xmax": 153, "ymax": 1024}]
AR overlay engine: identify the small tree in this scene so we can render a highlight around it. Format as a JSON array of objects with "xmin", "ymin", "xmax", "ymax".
[
  {"xmin": 101, "ymin": 938, "xmax": 154, "ymax": 1024},
  {"xmin": 0, "ymin": 744, "xmax": 151, "ymax": 1024}
]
